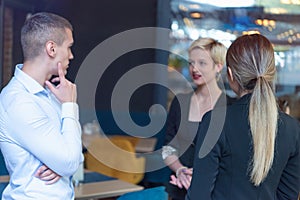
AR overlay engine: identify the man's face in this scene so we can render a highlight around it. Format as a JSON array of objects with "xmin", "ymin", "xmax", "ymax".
[{"xmin": 54, "ymin": 28, "xmax": 74, "ymax": 75}]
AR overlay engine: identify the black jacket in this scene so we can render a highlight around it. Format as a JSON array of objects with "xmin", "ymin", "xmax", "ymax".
[{"xmin": 186, "ymin": 93, "xmax": 300, "ymax": 200}]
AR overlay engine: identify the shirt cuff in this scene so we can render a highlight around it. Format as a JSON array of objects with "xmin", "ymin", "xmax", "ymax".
[
  {"xmin": 61, "ymin": 102, "xmax": 79, "ymax": 121},
  {"xmin": 162, "ymin": 145, "xmax": 178, "ymax": 160}
]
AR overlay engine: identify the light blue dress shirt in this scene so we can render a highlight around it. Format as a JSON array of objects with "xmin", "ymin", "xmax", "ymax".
[{"xmin": 0, "ymin": 64, "xmax": 84, "ymax": 200}]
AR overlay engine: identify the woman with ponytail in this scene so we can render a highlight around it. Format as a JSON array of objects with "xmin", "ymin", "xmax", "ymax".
[{"xmin": 186, "ymin": 34, "xmax": 300, "ymax": 200}]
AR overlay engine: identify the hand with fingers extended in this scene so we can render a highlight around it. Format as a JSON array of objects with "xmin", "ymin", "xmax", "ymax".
[
  {"xmin": 45, "ymin": 62, "xmax": 77, "ymax": 103},
  {"xmin": 170, "ymin": 167, "xmax": 193, "ymax": 190},
  {"xmin": 35, "ymin": 165, "xmax": 61, "ymax": 185}
]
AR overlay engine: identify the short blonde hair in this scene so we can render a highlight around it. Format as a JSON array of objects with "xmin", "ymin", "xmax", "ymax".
[{"xmin": 188, "ymin": 38, "xmax": 227, "ymax": 66}]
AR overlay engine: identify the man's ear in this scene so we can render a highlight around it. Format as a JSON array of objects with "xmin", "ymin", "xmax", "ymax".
[
  {"xmin": 45, "ymin": 41, "xmax": 56, "ymax": 58},
  {"xmin": 227, "ymin": 66, "xmax": 234, "ymax": 82}
]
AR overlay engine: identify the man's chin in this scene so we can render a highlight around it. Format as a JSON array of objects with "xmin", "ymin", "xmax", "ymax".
[{"xmin": 63, "ymin": 67, "xmax": 68, "ymax": 75}]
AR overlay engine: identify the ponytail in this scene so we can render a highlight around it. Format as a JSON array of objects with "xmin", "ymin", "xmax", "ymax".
[
  {"xmin": 226, "ymin": 34, "xmax": 278, "ymax": 186},
  {"xmin": 249, "ymin": 76, "xmax": 278, "ymax": 186}
]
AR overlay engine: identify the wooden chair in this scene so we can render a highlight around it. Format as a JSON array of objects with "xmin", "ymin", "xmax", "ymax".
[{"xmin": 84, "ymin": 136, "xmax": 145, "ymax": 184}]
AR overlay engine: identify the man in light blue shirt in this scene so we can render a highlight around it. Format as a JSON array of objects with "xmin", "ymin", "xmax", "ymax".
[{"xmin": 0, "ymin": 12, "xmax": 83, "ymax": 199}]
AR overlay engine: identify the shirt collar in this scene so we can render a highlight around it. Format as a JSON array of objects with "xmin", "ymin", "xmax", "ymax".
[{"xmin": 14, "ymin": 64, "xmax": 48, "ymax": 95}]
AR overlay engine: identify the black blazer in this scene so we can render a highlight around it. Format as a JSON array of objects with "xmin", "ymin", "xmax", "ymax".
[{"xmin": 186, "ymin": 94, "xmax": 300, "ymax": 200}]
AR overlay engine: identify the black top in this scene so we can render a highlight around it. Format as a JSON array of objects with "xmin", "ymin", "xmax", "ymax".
[
  {"xmin": 186, "ymin": 93, "xmax": 300, "ymax": 200},
  {"xmin": 164, "ymin": 92, "xmax": 234, "ymax": 167},
  {"xmin": 164, "ymin": 92, "xmax": 199, "ymax": 168},
  {"xmin": 164, "ymin": 92, "xmax": 234, "ymax": 200}
]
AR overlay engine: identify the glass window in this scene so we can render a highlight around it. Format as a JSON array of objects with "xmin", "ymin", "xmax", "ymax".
[{"xmin": 169, "ymin": 0, "xmax": 300, "ymax": 120}]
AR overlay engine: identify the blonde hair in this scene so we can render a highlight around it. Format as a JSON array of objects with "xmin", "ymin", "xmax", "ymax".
[
  {"xmin": 226, "ymin": 34, "xmax": 278, "ymax": 186},
  {"xmin": 188, "ymin": 38, "xmax": 227, "ymax": 66}
]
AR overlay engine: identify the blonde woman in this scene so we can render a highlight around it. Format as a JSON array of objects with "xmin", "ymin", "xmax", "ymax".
[
  {"xmin": 186, "ymin": 34, "xmax": 300, "ymax": 199},
  {"xmin": 162, "ymin": 38, "xmax": 233, "ymax": 200}
]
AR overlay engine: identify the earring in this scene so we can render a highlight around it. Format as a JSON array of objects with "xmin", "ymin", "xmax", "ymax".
[{"xmin": 216, "ymin": 71, "xmax": 221, "ymax": 81}]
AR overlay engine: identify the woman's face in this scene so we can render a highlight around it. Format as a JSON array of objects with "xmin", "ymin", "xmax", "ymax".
[{"xmin": 188, "ymin": 48, "xmax": 218, "ymax": 87}]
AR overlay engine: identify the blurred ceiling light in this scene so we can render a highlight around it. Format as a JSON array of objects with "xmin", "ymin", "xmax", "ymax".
[
  {"xmin": 255, "ymin": 19, "xmax": 263, "ymax": 25},
  {"xmin": 263, "ymin": 19, "xmax": 269, "ymax": 26},
  {"xmin": 171, "ymin": 21, "xmax": 179, "ymax": 30},
  {"xmin": 189, "ymin": 29, "xmax": 200, "ymax": 40},
  {"xmin": 192, "ymin": 29, "xmax": 236, "ymax": 46},
  {"xmin": 178, "ymin": 29, "xmax": 185, "ymax": 36},
  {"xmin": 255, "ymin": 19, "xmax": 276, "ymax": 29},
  {"xmin": 190, "ymin": 12, "xmax": 202, "ymax": 18},
  {"xmin": 179, "ymin": 4, "xmax": 189, "ymax": 12},
  {"xmin": 284, "ymin": 31, "xmax": 290, "ymax": 37},
  {"xmin": 280, "ymin": 0, "xmax": 290, "ymax": 4},
  {"xmin": 183, "ymin": 17, "xmax": 194, "ymax": 27},
  {"xmin": 280, "ymin": 0, "xmax": 300, "ymax": 4},
  {"xmin": 242, "ymin": 30, "xmax": 260, "ymax": 35},
  {"xmin": 265, "ymin": 7, "xmax": 288, "ymax": 14},
  {"xmin": 188, "ymin": 0, "xmax": 254, "ymax": 7},
  {"xmin": 189, "ymin": 4, "xmax": 201, "ymax": 9},
  {"xmin": 269, "ymin": 20, "xmax": 276, "ymax": 28},
  {"xmin": 172, "ymin": 29, "xmax": 186, "ymax": 39}
]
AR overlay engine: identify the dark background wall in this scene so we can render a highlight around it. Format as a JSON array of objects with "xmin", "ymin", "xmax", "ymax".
[{"xmin": 1, "ymin": 0, "xmax": 171, "ymax": 141}]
